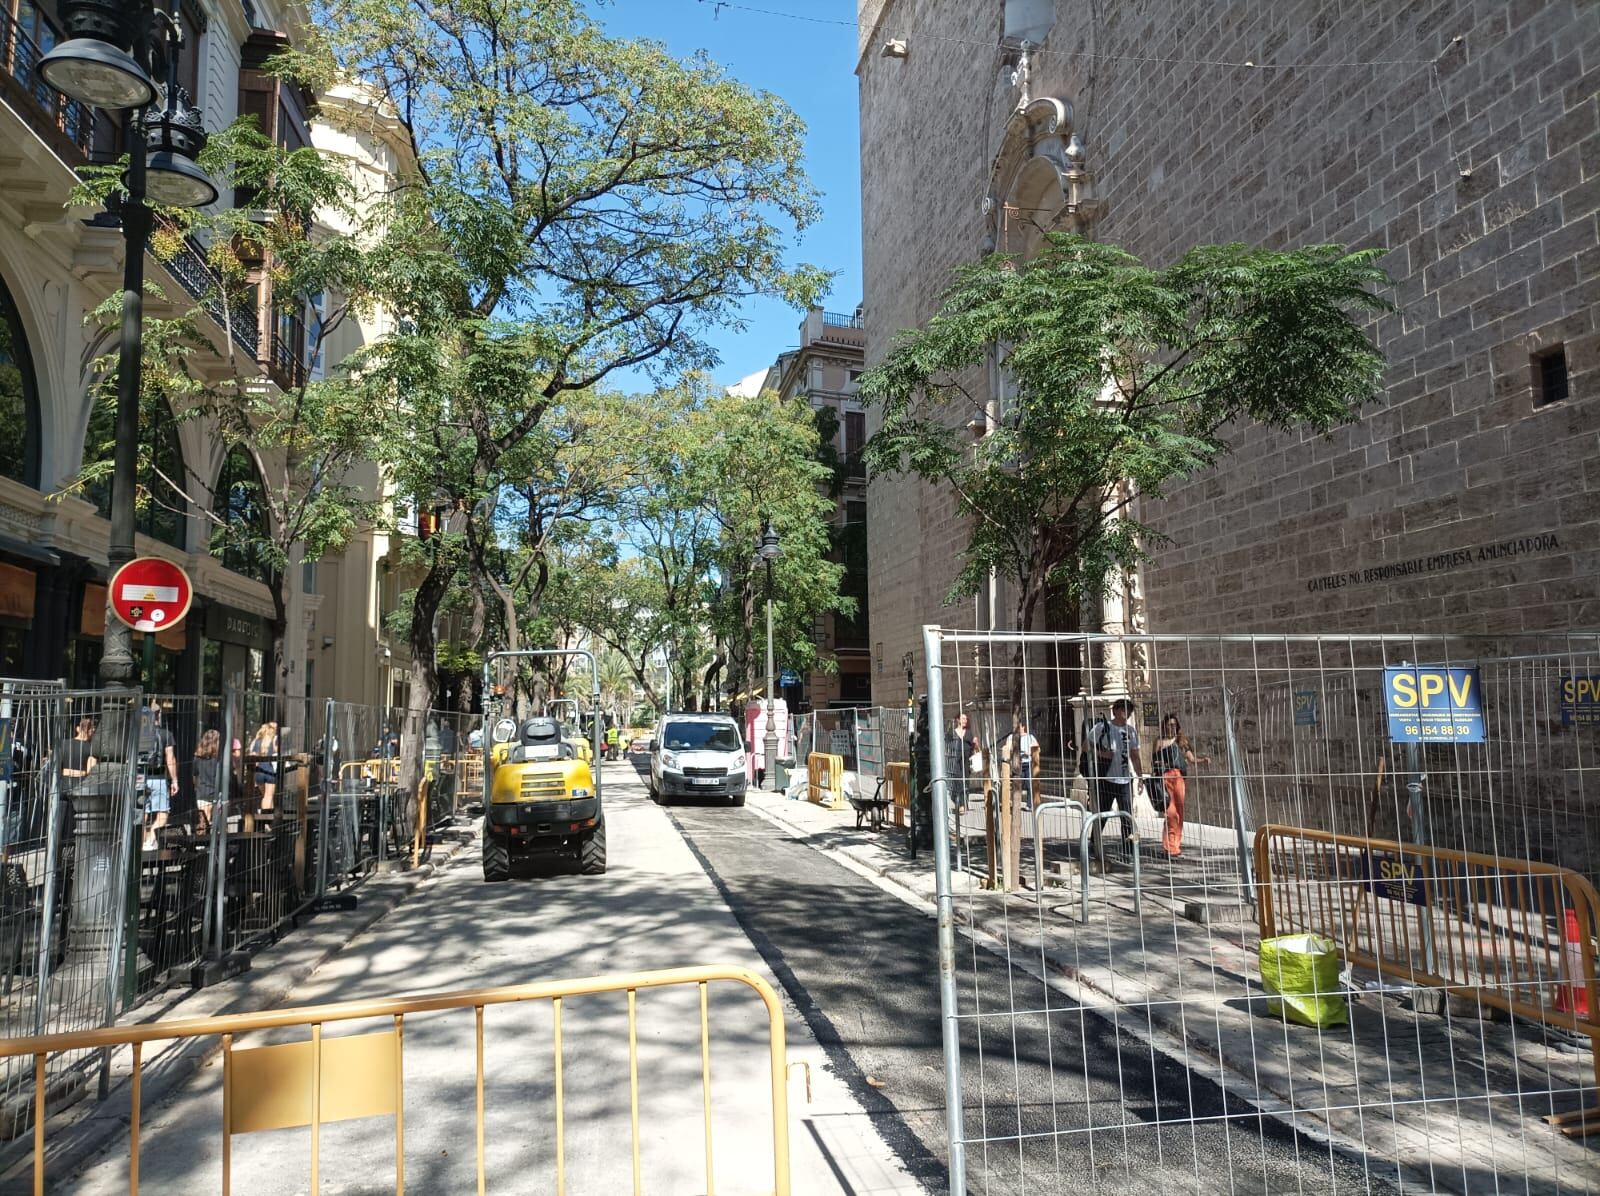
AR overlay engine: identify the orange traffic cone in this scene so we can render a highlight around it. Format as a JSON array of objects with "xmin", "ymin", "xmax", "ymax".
[{"xmin": 1555, "ymin": 909, "xmax": 1589, "ymax": 1017}]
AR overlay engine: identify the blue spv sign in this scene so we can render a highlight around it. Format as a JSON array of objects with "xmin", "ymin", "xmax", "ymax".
[
  {"xmin": 1559, "ymin": 676, "xmax": 1600, "ymax": 727},
  {"xmin": 1384, "ymin": 666, "xmax": 1485, "ymax": 743}
]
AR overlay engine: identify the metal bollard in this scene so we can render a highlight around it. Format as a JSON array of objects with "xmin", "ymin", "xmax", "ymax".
[
  {"xmin": 1078, "ymin": 810, "xmax": 1142, "ymax": 923},
  {"xmin": 1030, "ymin": 798, "xmax": 1087, "ymax": 893}
]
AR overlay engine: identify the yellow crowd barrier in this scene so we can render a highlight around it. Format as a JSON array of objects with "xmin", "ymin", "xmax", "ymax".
[
  {"xmin": 1255, "ymin": 823, "xmax": 1600, "ymax": 1137},
  {"xmin": 0, "ymin": 965, "xmax": 791, "ymax": 1194},
  {"xmin": 885, "ymin": 761, "xmax": 911, "ymax": 828},
  {"xmin": 806, "ymin": 753, "xmax": 845, "ymax": 809}
]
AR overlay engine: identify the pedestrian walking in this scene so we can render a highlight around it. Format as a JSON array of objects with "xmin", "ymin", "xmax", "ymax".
[
  {"xmin": 139, "ymin": 705, "xmax": 180, "ymax": 850},
  {"xmin": 947, "ymin": 711, "xmax": 980, "ymax": 812},
  {"xmin": 1151, "ymin": 714, "xmax": 1210, "ymax": 859},
  {"xmin": 193, "ymin": 729, "xmax": 223, "ymax": 836},
  {"xmin": 249, "ymin": 721, "xmax": 279, "ymax": 813},
  {"xmin": 1004, "ymin": 717, "xmax": 1040, "ymax": 810},
  {"xmin": 1090, "ymin": 699, "xmax": 1144, "ymax": 859},
  {"xmin": 54, "ymin": 712, "xmax": 97, "ymax": 788}
]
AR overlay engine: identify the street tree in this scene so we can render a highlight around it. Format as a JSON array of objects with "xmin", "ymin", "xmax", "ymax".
[
  {"xmin": 564, "ymin": 381, "xmax": 846, "ymax": 713},
  {"xmin": 861, "ymin": 233, "xmax": 1393, "ymax": 643},
  {"xmin": 300, "ymin": 0, "xmax": 825, "ymax": 794},
  {"xmin": 70, "ymin": 116, "xmax": 386, "ymax": 730}
]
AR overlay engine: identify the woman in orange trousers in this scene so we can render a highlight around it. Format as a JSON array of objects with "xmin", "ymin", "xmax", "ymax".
[{"xmin": 1152, "ymin": 714, "xmax": 1210, "ymax": 858}]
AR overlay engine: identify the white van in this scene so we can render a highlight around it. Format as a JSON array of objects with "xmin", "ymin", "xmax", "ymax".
[{"xmin": 649, "ymin": 713, "xmax": 748, "ymax": 806}]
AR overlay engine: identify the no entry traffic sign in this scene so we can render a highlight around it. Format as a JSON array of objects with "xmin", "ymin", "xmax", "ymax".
[{"xmin": 109, "ymin": 557, "xmax": 194, "ymax": 633}]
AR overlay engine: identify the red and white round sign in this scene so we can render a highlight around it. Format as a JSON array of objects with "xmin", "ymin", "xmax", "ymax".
[{"xmin": 109, "ymin": 557, "xmax": 193, "ymax": 633}]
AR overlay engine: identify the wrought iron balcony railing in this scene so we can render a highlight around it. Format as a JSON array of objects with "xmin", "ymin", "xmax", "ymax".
[{"xmin": 0, "ymin": 3, "xmax": 96, "ymax": 158}]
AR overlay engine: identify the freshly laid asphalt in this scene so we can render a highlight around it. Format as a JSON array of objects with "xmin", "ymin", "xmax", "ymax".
[{"xmin": 662, "ymin": 789, "xmax": 1402, "ymax": 1195}]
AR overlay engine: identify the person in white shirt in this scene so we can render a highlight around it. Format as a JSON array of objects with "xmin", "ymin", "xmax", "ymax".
[
  {"xmin": 1006, "ymin": 718, "xmax": 1040, "ymax": 809},
  {"xmin": 1091, "ymin": 699, "xmax": 1144, "ymax": 857}
]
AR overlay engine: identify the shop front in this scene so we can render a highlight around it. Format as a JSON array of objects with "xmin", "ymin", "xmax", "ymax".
[{"xmin": 202, "ymin": 600, "xmax": 272, "ymax": 697}]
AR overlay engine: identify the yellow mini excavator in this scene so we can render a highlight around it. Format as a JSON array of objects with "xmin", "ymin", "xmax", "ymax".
[{"xmin": 482, "ymin": 715, "xmax": 605, "ymax": 881}]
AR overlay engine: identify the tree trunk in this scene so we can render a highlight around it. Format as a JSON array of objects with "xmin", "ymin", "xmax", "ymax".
[
  {"xmin": 269, "ymin": 578, "xmax": 293, "ymax": 749},
  {"xmin": 398, "ymin": 556, "xmax": 450, "ymax": 858},
  {"xmin": 1011, "ymin": 572, "xmax": 1046, "ymax": 717}
]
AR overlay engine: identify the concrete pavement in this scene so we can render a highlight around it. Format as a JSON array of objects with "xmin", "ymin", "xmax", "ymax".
[{"xmin": 61, "ymin": 762, "xmax": 919, "ymax": 1195}]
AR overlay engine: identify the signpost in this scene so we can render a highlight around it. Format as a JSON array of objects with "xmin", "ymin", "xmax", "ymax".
[
  {"xmin": 109, "ymin": 556, "xmax": 193, "ymax": 633},
  {"xmin": 108, "ymin": 556, "xmax": 193, "ymax": 689}
]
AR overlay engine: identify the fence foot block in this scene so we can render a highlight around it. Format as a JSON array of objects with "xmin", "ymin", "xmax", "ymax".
[
  {"xmin": 191, "ymin": 954, "xmax": 252, "ymax": 989},
  {"xmin": 313, "ymin": 894, "xmax": 359, "ymax": 913},
  {"xmin": 1547, "ymin": 1106, "xmax": 1600, "ymax": 1138}
]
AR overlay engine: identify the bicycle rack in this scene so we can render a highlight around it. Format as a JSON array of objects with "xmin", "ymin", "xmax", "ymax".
[
  {"xmin": 1029, "ymin": 798, "xmax": 1087, "ymax": 893},
  {"xmin": 1079, "ymin": 810, "xmax": 1142, "ymax": 923}
]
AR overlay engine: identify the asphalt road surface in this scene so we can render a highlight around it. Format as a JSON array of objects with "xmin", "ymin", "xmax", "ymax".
[
  {"xmin": 662, "ymin": 789, "xmax": 1402, "ymax": 1196},
  {"xmin": 65, "ymin": 762, "xmax": 914, "ymax": 1195}
]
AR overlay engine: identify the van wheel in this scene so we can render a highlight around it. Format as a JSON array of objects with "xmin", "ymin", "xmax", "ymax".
[
  {"xmin": 482, "ymin": 834, "xmax": 510, "ymax": 882},
  {"xmin": 730, "ymin": 793, "xmax": 746, "ymax": 808},
  {"xmin": 580, "ymin": 820, "xmax": 607, "ymax": 875}
]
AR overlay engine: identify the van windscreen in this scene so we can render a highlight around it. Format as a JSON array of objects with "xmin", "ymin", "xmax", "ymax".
[{"xmin": 663, "ymin": 722, "xmax": 742, "ymax": 752}]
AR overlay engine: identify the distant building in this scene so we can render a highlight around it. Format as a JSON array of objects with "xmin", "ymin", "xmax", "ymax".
[
  {"xmin": 858, "ymin": 0, "xmax": 1600, "ymax": 702},
  {"xmin": 755, "ymin": 307, "xmax": 871, "ymax": 710}
]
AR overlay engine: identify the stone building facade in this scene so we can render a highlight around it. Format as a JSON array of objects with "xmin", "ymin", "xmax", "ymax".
[
  {"xmin": 755, "ymin": 307, "xmax": 871, "ymax": 710},
  {"xmin": 0, "ymin": 0, "xmax": 416, "ymax": 715},
  {"xmin": 858, "ymin": 0, "xmax": 1600, "ymax": 703}
]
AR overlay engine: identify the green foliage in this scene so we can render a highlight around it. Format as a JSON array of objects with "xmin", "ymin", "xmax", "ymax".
[
  {"xmin": 297, "ymin": 0, "xmax": 830, "ymax": 722},
  {"xmin": 551, "ymin": 379, "xmax": 847, "ymax": 708},
  {"xmin": 860, "ymin": 233, "xmax": 1393, "ymax": 626}
]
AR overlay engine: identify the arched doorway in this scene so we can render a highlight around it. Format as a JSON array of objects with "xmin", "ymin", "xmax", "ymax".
[{"xmin": 0, "ymin": 272, "xmax": 41, "ymax": 488}]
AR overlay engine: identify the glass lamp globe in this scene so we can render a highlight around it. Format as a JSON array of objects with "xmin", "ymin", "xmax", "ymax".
[{"xmin": 38, "ymin": 38, "xmax": 157, "ymax": 109}]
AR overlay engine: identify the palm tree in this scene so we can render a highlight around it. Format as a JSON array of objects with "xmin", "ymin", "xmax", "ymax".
[{"xmin": 599, "ymin": 650, "xmax": 637, "ymax": 728}]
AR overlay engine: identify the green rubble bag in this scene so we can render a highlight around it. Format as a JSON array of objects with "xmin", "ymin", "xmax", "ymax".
[{"xmin": 1259, "ymin": 933, "xmax": 1348, "ymax": 1028}]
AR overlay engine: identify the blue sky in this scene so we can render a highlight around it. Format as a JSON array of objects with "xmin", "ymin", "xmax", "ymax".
[{"xmin": 586, "ymin": 0, "xmax": 862, "ymax": 390}]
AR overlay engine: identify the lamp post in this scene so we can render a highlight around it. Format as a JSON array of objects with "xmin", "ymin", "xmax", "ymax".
[
  {"xmin": 756, "ymin": 518, "xmax": 781, "ymax": 790},
  {"xmin": 41, "ymin": 0, "xmax": 219, "ymax": 689}
]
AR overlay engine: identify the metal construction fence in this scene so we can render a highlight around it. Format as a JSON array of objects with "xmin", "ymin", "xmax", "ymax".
[
  {"xmin": 0, "ymin": 688, "xmax": 478, "ymax": 1140},
  {"xmin": 0, "ymin": 965, "xmax": 792, "ymax": 1196},
  {"xmin": 793, "ymin": 706, "xmax": 912, "ymax": 792},
  {"xmin": 0, "ymin": 686, "xmax": 140, "ymax": 1138},
  {"xmin": 921, "ymin": 629, "xmax": 1600, "ymax": 1196}
]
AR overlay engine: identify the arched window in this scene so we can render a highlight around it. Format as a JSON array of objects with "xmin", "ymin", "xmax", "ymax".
[
  {"xmin": 0, "ymin": 273, "xmax": 41, "ymax": 488},
  {"xmin": 83, "ymin": 396, "xmax": 187, "ymax": 548},
  {"xmin": 214, "ymin": 447, "xmax": 272, "ymax": 582}
]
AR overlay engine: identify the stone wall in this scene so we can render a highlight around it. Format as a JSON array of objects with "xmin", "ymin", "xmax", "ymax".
[{"xmin": 859, "ymin": 0, "xmax": 1600, "ymax": 703}]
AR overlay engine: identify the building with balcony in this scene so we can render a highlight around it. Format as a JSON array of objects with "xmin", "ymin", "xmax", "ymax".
[
  {"xmin": 753, "ymin": 306, "xmax": 871, "ymax": 710},
  {"xmin": 0, "ymin": 0, "xmax": 404, "ymax": 716}
]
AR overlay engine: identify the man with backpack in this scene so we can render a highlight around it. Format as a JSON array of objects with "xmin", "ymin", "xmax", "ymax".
[{"xmin": 1085, "ymin": 699, "xmax": 1144, "ymax": 863}]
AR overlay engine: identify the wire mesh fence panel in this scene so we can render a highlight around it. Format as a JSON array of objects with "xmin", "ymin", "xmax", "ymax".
[
  {"xmin": 424, "ymin": 708, "xmax": 477, "ymax": 830},
  {"xmin": 204, "ymin": 692, "xmax": 310, "ymax": 957},
  {"xmin": 922, "ymin": 629, "xmax": 1600, "ymax": 1196},
  {"xmin": 798, "ymin": 708, "xmax": 864, "ymax": 771},
  {"xmin": 323, "ymin": 700, "xmax": 406, "ymax": 884},
  {"xmin": 0, "ymin": 687, "xmax": 140, "ymax": 1138},
  {"xmin": 130, "ymin": 694, "xmax": 227, "ymax": 1001}
]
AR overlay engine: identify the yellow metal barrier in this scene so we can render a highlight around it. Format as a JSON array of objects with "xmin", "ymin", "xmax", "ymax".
[
  {"xmin": 885, "ymin": 762, "xmax": 910, "ymax": 828},
  {"xmin": 1254, "ymin": 823, "xmax": 1600, "ymax": 1137},
  {"xmin": 0, "ymin": 965, "xmax": 791, "ymax": 1194},
  {"xmin": 806, "ymin": 753, "xmax": 845, "ymax": 809}
]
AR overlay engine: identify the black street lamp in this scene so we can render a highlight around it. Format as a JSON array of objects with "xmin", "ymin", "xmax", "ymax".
[
  {"xmin": 40, "ymin": 0, "xmax": 218, "ymax": 688},
  {"xmin": 756, "ymin": 518, "xmax": 781, "ymax": 790}
]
